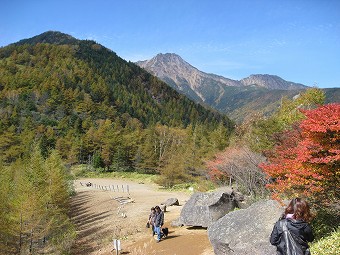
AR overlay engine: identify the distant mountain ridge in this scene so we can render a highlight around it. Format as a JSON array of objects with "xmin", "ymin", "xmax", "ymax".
[
  {"xmin": 136, "ymin": 53, "xmax": 308, "ymax": 104},
  {"xmin": 240, "ymin": 74, "xmax": 307, "ymax": 90},
  {"xmin": 136, "ymin": 53, "xmax": 340, "ymax": 122}
]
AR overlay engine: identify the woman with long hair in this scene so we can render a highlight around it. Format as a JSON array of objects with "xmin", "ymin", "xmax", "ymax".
[{"xmin": 270, "ymin": 198, "xmax": 314, "ymax": 255}]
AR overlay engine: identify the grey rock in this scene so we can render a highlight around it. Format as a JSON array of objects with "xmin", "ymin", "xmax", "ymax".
[
  {"xmin": 159, "ymin": 204, "xmax": 167, "ymax": 212},
  {"xmin": 178, "ymin": 190, "xmax": 241, "ymax": 227},
  {"xmin": 162, "ymin": 198, "xmax": 180, "ymax": 206},
  {"xmin": 170, "ymin": 218, "xmax": 183, "ymax": 227},
  {"xmin": 208, "ymin": 199, "xmax": 283, "ymax": 255}
]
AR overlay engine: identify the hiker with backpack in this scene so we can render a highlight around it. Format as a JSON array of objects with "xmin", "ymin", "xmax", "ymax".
[{"xmin": 270, "ymin": 198, "xmax": 314, "ymax": 255}]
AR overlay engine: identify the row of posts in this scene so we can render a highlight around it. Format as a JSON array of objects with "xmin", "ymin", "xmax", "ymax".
[{"xmin": 80, "ymin": 182, "xmax": 130, "ymax": 194}]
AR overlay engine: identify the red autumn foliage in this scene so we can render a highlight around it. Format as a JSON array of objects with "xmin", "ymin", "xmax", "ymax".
[
  {"xmin": 260, "ymin": 103, "xmax": 340, "ymax": 203},
  {"xmin": 207, "ymin": 167, "xmax": 229, "ymax": 183}
]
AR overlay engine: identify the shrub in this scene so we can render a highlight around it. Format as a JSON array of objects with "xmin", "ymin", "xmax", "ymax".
[
  {"xmin": 311, "ymin": 206, "xmax": 340, "ymax": 241},
  {"xmin": 310, "ymin": 228, "xmax": 340, "ymax": 255}
]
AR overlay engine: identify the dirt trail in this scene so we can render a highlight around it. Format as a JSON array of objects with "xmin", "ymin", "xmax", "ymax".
[{"xmin": 70, "ymin": 178, "xmax": 214, "ymax": 255}]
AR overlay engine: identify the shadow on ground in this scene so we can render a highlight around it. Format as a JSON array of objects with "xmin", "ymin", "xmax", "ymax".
[{"xmin": 69, "ymin": 190, "xmax": 116, "ymax": 254}]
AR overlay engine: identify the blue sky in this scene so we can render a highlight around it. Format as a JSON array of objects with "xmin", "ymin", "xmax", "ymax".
[{"xmin": 1, "ymin": 0, "xmax": 340, "ymax": 88}]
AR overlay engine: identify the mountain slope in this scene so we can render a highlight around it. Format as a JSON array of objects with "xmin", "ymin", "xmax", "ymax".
[
  {"xmin": 0, "ymin": 32, "xmax": 232, "ymax": 128},
  {"xmin": 0, "ymin": 31, "xmax": 234, "ymax": 165}
]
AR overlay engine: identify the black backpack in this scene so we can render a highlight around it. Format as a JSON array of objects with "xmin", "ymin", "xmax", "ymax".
[
  {"xmin": 280, "ymin": 220, "xmax": 310, "ymax": 255},
  {"xmin": 162, "ymin": 227, "xmax": 168, "ymax": 237}
]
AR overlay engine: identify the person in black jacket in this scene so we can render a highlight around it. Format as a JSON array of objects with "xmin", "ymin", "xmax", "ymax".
[
  {"xmin": 154, "ymin": 206, "xmax": 164, "ymax": 243},
  {"xmin": 270, "ymin": 198, "xmax": 314, "ymax": 255}
]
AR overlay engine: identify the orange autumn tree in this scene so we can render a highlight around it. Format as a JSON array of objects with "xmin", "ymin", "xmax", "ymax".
[{"xmin": 260, "ymin": 103, "xmax": 340, "ymax": 204}]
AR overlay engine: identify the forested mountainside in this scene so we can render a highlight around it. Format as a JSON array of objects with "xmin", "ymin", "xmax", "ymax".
[
  {"xmin": 0, "ymin": 31, "xmax": 233, "ymax": 168},
  {"xmin": 137, "ymin": 53, "xmax": 340, "ymax": 122},
  {"xmin": 218, "ymin": 86, "xmax": 340, "ymax": 121}
]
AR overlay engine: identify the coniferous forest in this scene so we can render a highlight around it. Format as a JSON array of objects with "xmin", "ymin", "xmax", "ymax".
[{"xmin": 0, "ymin": 32, "xmax": 233, "ymax": 170}]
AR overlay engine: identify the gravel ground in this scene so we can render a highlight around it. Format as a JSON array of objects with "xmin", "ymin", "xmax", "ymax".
[{"xmin": 70, "ymin": 178, "xmax": 214, "ymax": 255}]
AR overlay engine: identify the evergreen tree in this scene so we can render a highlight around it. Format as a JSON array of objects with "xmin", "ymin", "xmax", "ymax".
[
  {"xmin": 248, "ymin": 88, "xmax": 325, "ymax": 152},
  {"xmin": 0, "ymin": 147, "xmax": 75, "ymax": 254}
]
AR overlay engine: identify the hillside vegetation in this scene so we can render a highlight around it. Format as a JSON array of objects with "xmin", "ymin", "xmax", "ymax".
[
  {"xmin": 0, "ymin": 147, "xmax": 75, "ymax": 254},
  {"xmin": 0, "ymin": 31, "xmax": 234, "ymax": 254},
  {"xmin": 0, "ymin": 31, "xmax": 233, "ymax": 173}
]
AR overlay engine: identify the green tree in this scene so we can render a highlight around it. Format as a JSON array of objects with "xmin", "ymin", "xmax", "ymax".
[
  {"xmin": 92, "ymin": 150, "xmax": 104, "ymax": 169},
  {"xmin": 248, "ymin": 88, "xmax": 325, "ymax": 152},
  {"xmin": 0, "ymin": 163, "xmax": 14, "ymax": 253},
  {"xmin": 0, "ymin": 146, "xmax": 75, "ymax": 254},
  {"xmin": 0, "ymin": 125, "xmax": 23, "ymax": 163},
  {"xmin": 209, "ymin": 121, "xmax": 230, "ymax": 150}
]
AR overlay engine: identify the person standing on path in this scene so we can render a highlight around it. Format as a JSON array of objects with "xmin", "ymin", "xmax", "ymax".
[
  {"xmin": 147, "ymin": 207, "xmax": 156, "ymax": 236},
  {"xmin": 154, "ymin": 206, "xmax": 164, "ymax": 243}
]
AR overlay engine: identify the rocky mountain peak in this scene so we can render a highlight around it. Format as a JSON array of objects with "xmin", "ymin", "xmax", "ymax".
[
  {"xmin": 137, "ymin": 53, "xmax": 197, "ymax": 77},
  {"xmin": 155, "ymin": 53, "xmax": 184, "ymax": 62},
  {"xmin": 136, "ymin": 53, "xmax": 241, "ymax": 102},
  {"xmin": 241, "ymin": 74, "xmax": 307, "ymax": 90}
]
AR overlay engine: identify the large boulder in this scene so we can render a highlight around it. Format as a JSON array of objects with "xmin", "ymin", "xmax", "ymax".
[
  {"xmin": 177, "ymin": 190, "xmax": 242, "ymax": 227},
  {"xmin": 208, "ymin": 199, "xmax": 283, "ymax": 255},
  {"xmin": 162, "ymin": 198, "xmax": 180, "ymax": 206}
]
